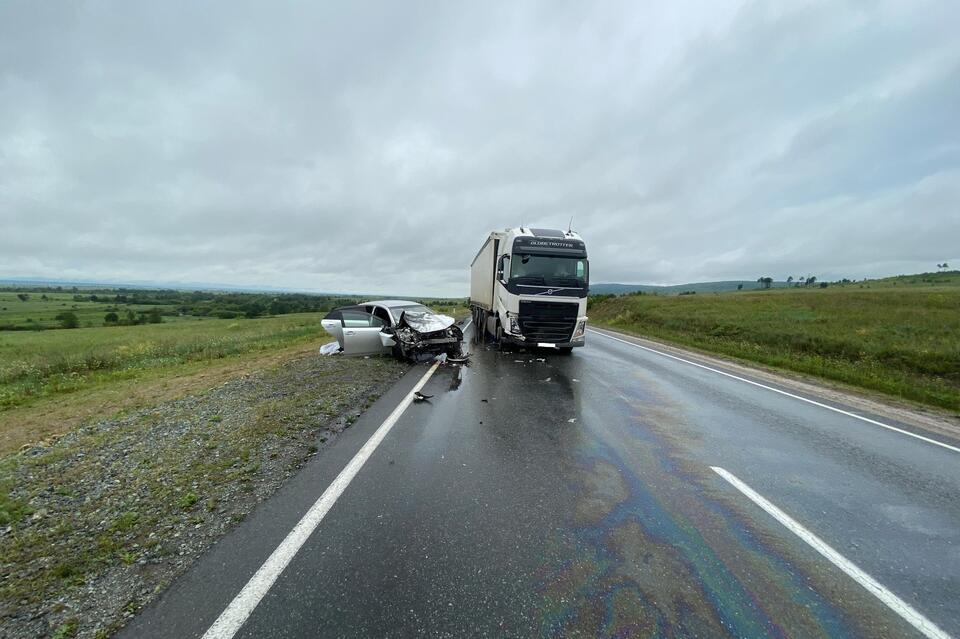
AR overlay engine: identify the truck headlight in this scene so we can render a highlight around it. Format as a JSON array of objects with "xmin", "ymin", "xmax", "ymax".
[
  {"xmin": 572, "ymin": 319, "xmax": 586, "ymax": 338},
  {"xmin": 508, "ymin": 316, "xmax": 522, "ymax": 335}
]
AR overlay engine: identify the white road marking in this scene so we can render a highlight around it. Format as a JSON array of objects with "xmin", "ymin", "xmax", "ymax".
[
  {"xmin": 202, "ymin": 361, "xmax": 442, "ymax": 639},
  {"xmin": 711, "ymin": 466, "xmax": 952, "ymax": 639},
  {"xmin": 589, "ymin": 329, "xmax": 960, "ymax": 454}
]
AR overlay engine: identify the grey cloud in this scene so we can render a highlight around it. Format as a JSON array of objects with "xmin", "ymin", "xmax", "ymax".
[{"xmin": 2, "ymin": 0, "xmax": 959, "ymax": 296}]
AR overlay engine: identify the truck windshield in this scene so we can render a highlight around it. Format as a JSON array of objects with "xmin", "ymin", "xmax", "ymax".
[{"xmin": 510, "ymin": 254, "xmax": 588, "ymax": 287}]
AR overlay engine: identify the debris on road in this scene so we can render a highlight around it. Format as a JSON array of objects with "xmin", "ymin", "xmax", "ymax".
[
  {"xmin": 413, "ymin": 392, "xmax": 433, "ymax": 402},
  {"xmin": 319, "ymin": 342, "xmax": 342, "ymax": 355},
  {"xmin": 450, "ymin": 367, "xmax": 462, "ymax": 390}
]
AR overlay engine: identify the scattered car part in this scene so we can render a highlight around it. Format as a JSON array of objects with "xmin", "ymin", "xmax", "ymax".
[{"xmin": 319, "ymin": 342, "xmax": 342, "ymax": 355}]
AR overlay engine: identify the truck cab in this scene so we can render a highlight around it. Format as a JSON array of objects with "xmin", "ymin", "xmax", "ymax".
[{"xmin": 470, "ymin": 227, "xmax": 589, "ymax": 351}]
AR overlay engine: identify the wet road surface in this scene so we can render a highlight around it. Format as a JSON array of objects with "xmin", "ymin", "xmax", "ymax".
[{"xmin": 123, "ymin": 326, "xmax": 960, "ymax": 638}]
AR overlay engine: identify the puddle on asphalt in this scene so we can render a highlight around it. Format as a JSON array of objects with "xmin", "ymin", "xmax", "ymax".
[{"xmin": 530, "ymin": 361, "xmax": 904, "ymax": 638}]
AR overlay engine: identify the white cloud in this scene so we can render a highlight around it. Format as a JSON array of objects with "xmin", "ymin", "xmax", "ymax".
[{"xmin": 1, "ymin": 0, "xmax": 958, "ymax": 296}]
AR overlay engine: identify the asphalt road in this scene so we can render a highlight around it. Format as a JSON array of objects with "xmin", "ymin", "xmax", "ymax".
[{"xmin": 122, "ymin": 325, "xmax": 960, "ymax": 638}]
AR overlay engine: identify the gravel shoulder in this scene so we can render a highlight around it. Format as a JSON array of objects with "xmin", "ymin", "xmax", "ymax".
[
  {"xmin": 0, "ymin": 351, "xmax": 407, "ymax": 639},
  {"xmin": 0, "ymin": 340, "xmax": 329, "ymax": 456}
]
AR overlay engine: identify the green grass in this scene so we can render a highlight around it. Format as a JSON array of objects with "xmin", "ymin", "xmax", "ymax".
[
  {"xmin": 0, "ymin": 291, "xmax": 186, "ymax": 330},
  {"xmin": 589, "ymin": 274, "xmax": 960, "ymax": 412},
  {"xmin": 0, "ymin": 480, "xmax": 32, "ymax": 525},
  {"xmin": 0, "ymin": 313, "xmax": 327, "ymax": 409}
]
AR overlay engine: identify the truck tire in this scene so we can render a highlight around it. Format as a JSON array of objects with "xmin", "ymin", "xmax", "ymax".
[{"xmin": 473, "ymin": 309, "xmax": 485, "ymax": 344}]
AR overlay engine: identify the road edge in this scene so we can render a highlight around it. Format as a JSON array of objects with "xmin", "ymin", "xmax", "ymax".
[{"xmin": 589, "ymin": 325, "xmax": 960, "ymax": 444}]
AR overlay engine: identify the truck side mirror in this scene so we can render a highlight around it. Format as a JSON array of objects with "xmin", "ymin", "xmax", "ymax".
[{"xmin": 497, "ymin": 255, "xmax": 509, "ymax": 284}]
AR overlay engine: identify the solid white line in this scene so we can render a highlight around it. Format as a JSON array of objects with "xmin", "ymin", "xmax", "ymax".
[
  {"xmin": 202, "ymin": 361, "xmax": 442, "ymax": 639},
  {"xmin": 589, "ymin": 329, "xmax": 960, "ymax": 454},
  {"xmin": 711, "ymin": 466, "xmax": 952, "ymax": 639}
]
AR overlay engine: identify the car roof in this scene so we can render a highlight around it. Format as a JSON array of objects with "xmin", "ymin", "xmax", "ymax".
[{"xmin": 363, "ymin": 299, "xmax": 426, "ymax": 309}]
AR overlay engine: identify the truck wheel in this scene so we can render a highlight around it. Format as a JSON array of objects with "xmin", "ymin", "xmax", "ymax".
[{"xmin": 473, "ymin": 310, "xmax": 484, "ymax": 344}]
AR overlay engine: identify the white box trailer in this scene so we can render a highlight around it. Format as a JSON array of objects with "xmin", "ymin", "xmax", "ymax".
[
  {"xmin": 469, "ymin": 230, "xmax": 504, "ymax": 311},
  {"xmin": 469, "ymin": 227, "xmax": 589, "ymax": 351}
]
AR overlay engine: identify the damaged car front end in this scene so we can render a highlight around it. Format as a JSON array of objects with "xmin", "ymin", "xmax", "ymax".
[{"xmin": 386, "ymin": 310, "xmax": 463, "ymax": 360}]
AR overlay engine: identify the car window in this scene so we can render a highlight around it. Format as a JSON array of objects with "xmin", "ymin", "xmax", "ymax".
[
  {"xmin": 341, "ymin": 310, "xmax": 385, "ymax": 328},
  {"xmin": 323, "ymin": 309, "xmax": 342, "ymax": 321},
  {"xmin": 371, "ymin": 306, "xmax": 392, "ymax": 325}
]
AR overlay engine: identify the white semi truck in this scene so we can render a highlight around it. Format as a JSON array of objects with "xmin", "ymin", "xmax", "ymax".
[{"xmin": 469, "ymin": 227, "xmax": 589, "ymax": 351}]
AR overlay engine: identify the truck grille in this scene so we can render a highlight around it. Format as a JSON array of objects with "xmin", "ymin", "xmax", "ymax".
[{"xmin": 518, "ymin": 301, "xmax": 578, "ymax": 343}]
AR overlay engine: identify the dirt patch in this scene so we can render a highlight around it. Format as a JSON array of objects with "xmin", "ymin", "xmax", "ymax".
[{"xmin": 0, "ymin": 351, "xmax": 408, "ymax": 639}]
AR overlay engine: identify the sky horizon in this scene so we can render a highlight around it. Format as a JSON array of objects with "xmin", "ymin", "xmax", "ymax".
[
  {"xmin": 1, "ymin": 266, "xmax": 954, "ymax": 299},
  {"xmin": 3, "ymin": 1, "xmax": 959, "ymax": 297}
]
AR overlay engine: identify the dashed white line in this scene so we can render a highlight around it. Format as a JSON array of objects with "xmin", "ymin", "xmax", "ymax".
[
  {"xmin": 711, "ymin": 466, "xmax": 952, "ymax": 639},
  {"xmin": 589, "ymin": 328, "xmax": 960, "ymax": 454},
  {"xmin": 202, "ymin": 361, "xmax": 442, "ymax": 639}
]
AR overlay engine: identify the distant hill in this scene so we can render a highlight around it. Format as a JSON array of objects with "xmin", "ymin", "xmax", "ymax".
[{"xmin": 590, "ymin": 280, "xmax": 790, "ymax": 295}]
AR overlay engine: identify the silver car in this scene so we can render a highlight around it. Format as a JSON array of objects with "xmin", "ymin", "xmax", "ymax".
[{"xmin": 321, "ymin": 300, "xmax": 463, "ymax": 358}]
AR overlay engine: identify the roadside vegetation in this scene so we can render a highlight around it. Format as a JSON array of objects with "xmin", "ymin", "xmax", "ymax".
[
  {"xmin": 0, "ymin": 288, "xmax": 367, "ymax": 331},
  {"xmin": 0, "ymin": 314, "xmax": 329, "ymax": 411},
  {"xmin": 589, "ymin": 271, "xmax": 960, "ymax": 412}
]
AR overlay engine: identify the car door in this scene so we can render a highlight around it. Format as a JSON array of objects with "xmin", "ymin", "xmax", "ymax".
[
  {"xmin": 340, "ymin": 309, "xmax": 389, "ymax": 355},
  {"xmin": 321, "ymin": 309, "xmax": 345, "ymax": 348},
  {"xmin": 365, "ymin": 304, "xmax": 395, "ymax": 328}
]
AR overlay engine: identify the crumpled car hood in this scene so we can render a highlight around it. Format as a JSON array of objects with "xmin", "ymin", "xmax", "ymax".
[{"xmin": 397, "ymin": 310, "xmax": 456, "ymax": 334}]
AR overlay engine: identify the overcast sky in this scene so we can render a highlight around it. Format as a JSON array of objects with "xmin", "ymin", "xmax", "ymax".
[{"xmin": 2, "ymin": 1, "xmax": 958, "ymax": 297}]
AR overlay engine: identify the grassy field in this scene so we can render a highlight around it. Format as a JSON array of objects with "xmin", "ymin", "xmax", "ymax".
[
  {"xmin": 0, "ymin": 314, "xmax": 328, "ymax": 411},
  {"xmin": 0, "ymin": 291, "xmax": 185, "ymax": 330},
  {"xmin": 589, "ymin": 272, "xmax": 960, "ymax": 412}
]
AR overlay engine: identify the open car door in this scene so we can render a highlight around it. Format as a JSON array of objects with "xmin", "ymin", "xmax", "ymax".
[
  {"xmin": 321, "ymin": 309, "xmax": 346, "ymax": 349},
  {"xmin": 339, "ymin": 308, "xmax": 391, "ymax": 355}
]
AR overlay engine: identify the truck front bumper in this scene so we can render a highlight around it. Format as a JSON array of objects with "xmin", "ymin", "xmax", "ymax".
[{"xmin": 501, "ymin": 334, "xmax": 586, "ymax": 349}]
